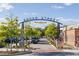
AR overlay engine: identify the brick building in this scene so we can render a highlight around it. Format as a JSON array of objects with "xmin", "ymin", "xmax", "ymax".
[{"xmin": 63, "ymin": 24, "xmax": 79, "ymax": 47}]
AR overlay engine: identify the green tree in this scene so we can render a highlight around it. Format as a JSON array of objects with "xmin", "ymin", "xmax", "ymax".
[
  {"xmin": 45, "ymin": 23, "xmax": 59, "ymax": 47},
  {"xmin": 0, "ymin": 24, "xmax": 8, "ymax": 41},
  {"xmin": 24, "ymin": 26, "xmax": 42, "ymax": 39},
  {"xmin": 45, "ymin": 23, "xmax": 58, "ymax": 39},
  {"xmin": 0, "ymin": 17, "xmax": 20, "ymax": 51},
  {"xmin": 32, "ymin": 28, "xmax": 42, "ymax": 38},
  {"xmin": 24, "ymin": 25, "xmax": 33, "ymax": 39}
]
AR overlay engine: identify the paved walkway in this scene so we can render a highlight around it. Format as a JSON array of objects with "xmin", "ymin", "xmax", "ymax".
[
  {"xmin": 0, "ymin": 48, "xmax": 29, "ymax": 51},
  {"xmin": 21, "ymin": 38, "xmax": 79, "ymax": 56},
  {"xmin": 30, "ymin": 38, "xmax": 79, "ymax": 53},
  {"xmin": 30, "ymin": 38, "xmax": 61, "ymax": 53},
  {"xmin": 1, "ymin": 38, "xmax": 79, "ymax": 53}
]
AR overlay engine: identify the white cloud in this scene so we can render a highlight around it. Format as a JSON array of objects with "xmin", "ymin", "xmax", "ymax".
[
  {"xmin": 31, "ymin": 12, "xmax": 37, "ymax": 15},
  {"xmin": 24, "ymin": 12, "xmax": 29, "ymax": 15},
  {"xmin": 0, "ymin": 18, "xmax": 7, "ymax": 23},
  {"xmin": 64, "ymin": 3, "xmax": 73, "ymax": 6},
  {"xmin": 56, "ymin": 17, "xmax": 64, "ymax": 19},
  {"xmin": 56, "ymin": 17, "xmax": 79, "ymax": 25},
  {"xmin": 51, "ymin": 5, "xmax": 64, "ymax": 9},
  {"xmin": 24, "ymin": 12, "xmax": 38, "ymax": 16},
  {"xmin": 0, "ymin": 3, "xmax": 14, "ymax": 12},
  {"xmin": 51, "ymin": 3, "xmax": 73, "ymax": 9}
]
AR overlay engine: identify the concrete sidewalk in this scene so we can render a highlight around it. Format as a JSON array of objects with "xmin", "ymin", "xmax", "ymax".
[
  {"xmin": 0, "ymin": 48, "xmax": 30, "ymax": 51},
  {"xmin": 62, "ymin": 49, "xmax": 79, "ymax": 52}
]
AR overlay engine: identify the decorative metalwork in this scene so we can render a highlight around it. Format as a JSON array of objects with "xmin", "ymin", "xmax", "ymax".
[{"xmin": 19, "ymin": 17, "xmax": 63, "ymax": 40}]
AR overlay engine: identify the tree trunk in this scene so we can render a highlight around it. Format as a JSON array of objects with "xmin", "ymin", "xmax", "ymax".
[
  {"xmin": 16, "ymin": 42, "xmax": 18, "ymax": 52},
  {"xmin": 7, "ymin": 44, "xmax": 9, "ymax": 52},
  {"xmin": 55, "ymin": 39, "xmax": 58, "ymax": 48},
  {"xmin": 10, "ymin": 41, "xmax": 12, "ymax": 52},
  {"xmin": 51, "ymin": 36, "xmax": 58, "ymax": 48},
  {"xmin": 10, "ymin": 44, "xmax": 12, "ymax": 52}
]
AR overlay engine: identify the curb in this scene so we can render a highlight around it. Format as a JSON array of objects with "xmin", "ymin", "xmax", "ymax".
[{"xmin": 0, "ymin": 51, "xmax": 32, "ymax": 56}]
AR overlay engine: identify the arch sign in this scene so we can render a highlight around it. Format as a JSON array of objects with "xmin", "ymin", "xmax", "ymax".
[
  {"xmin": 20, "ymin": 17, "xmax": 63, "ymax": 38},
  {"xmin": 20, "ymin": 17, "xmax": 63, "ymax": 28}
]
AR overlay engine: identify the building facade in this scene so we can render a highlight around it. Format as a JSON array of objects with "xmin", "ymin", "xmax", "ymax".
[{"xmin": 63, "ymin": 24, "xmax": 79, "ymax": 47}]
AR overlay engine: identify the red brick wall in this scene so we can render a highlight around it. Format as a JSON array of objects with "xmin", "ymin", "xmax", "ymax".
[
  {"xmin": 63, "ymin": 29, "xmax": 76, "ymax": 47},
  {"xmin": 75, "ymin": 29, "xmax": 79, "ymax": 46}
]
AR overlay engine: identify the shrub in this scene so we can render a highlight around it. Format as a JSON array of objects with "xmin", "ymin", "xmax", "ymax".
[
  {"xmin": 24, "ymin": 44, "xmax": 30, "ymax": 48},
  {"xmin": 0, "ymin": 42, "xmax": 7, "ymax": 47}
]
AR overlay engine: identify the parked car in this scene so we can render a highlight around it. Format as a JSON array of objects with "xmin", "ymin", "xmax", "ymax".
[
  {"xmin": 0, "ymin": 45, "xmax": 4, "ymax": 48},
  {"xmin": 5, "ymin": 37, "xmax": 18, "ymax": 43},
  {"xmin": 31, "ymin": 37, "xmax": 40, "ymax": 44}
]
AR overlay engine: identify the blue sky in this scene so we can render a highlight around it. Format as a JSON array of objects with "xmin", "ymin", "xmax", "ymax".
[{"xmin": 0, "ymin": 3, "xmax": 79, "ymax": 28}]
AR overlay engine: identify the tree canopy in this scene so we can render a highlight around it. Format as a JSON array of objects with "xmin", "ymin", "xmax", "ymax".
[
  {"xmin": 0, "ymin": 17, "xmax": 20, "ymax": 41},
  {"xmin": 32, "ymin": 28, "xmax": 42, "ymax": 38},
  {"xmin": 24, "ymin": 25, "xmax": 33, "ymax": 38},
  {"xmin": 45, "ymin": 23, "xmax": 58, "ymax": 39}
]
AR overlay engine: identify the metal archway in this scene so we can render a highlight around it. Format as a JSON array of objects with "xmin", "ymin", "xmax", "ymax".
[{"xmin": 19, "ymin": 17, "xmax": 63, "ymax": 39}]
